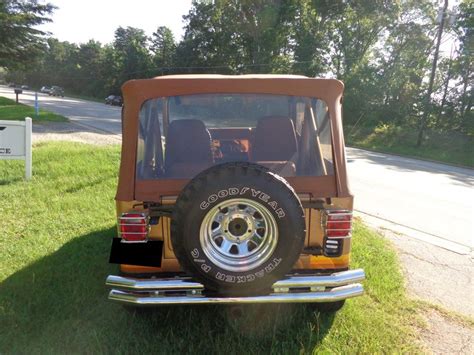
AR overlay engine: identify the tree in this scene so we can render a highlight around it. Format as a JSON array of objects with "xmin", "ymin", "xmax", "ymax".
[
  {"xmin": 150, "ymin": 26, "xmax": 176, "ymax": 74},
  {"xmin": 174, "ymin": 0, "xmax": 242, "ymax": 73},
  {"xmin": 76, "ymin": 40, "xmax": 107, "ymax": 96},
  {"xmin": 113, "ymin": 26, "xmax": 152, "ymax": 85},
  {"xmin": 175, "ymin": 0, "xmax": 295, "ymax": 74},
  {"xmin": 372, "ymin": 0, "xmax": 434, "ymax": 127},
  {"xmin": 416, "ymin": 0, "xmax": 449, "ymax": 146},
  {"xmin": 0, "ymin": 0, "xmax": 55, "ymax": 68},
  {"xmin": 291, "ymin": 0, "xmax": 332, "ymax": 76},
  {"xmin": 452, "ymin": 0, "xmax": 473, "ymax": 133}
]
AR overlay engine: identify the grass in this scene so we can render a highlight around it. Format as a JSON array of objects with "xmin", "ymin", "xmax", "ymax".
[
  {"xmin": 346, "ymin": 123, "xmax": 474, "ymax": 167},
  {"xmin": 0, "ymin": 142, "xmax": 422, "ymax": 353},
  {"xmin": 0, "ymin": 96, "xmax": 68, "ymax": 122}
]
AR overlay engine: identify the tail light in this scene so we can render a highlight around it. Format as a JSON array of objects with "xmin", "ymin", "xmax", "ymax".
[
  {"xmin": 323, "ymin": 209, "xmax": 352, "ymax": 239},
  {"xmin": 118, "ymin": 212, "xmax": 148, "ymax": 243}
]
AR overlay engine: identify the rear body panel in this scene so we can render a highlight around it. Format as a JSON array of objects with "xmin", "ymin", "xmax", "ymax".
[{"xmin": 115, "ymin": 195, "xmax": 353, "ymax": 274}]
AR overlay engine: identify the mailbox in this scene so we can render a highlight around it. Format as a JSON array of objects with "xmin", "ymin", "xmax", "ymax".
[
  {"xmin": 14, "ymin": 88, "xmax": 23, "ymax": 95},
  {"xmin": 0, "ymin": 117, "xmax": 32, "ymax": 179}
]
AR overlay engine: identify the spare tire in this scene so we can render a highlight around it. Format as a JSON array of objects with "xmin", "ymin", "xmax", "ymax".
[{"xmin": 171, "ymin": 162, "xmax": 306, "ymax": 296}]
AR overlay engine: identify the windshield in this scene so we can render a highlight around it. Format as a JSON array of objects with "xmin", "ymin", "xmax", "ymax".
[{"xmin": 136, "ymin": 93, "xmax": 333, "ymax": 179}]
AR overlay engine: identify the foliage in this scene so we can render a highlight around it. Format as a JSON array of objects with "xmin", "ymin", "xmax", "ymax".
[
  {"xmin": 4, "ymin": 0, "xmax": 472, "ymax": 143},
  {"xmin": 0, "ymin": 0, "xmax": 55, "ymax": 68},
  {"xmin": 151, "ymin": 26, "xmax": 176, "ymax": 72},
  {"xmin": 0, "ymin": 142, "xmax": 422, "ymax": 353}
]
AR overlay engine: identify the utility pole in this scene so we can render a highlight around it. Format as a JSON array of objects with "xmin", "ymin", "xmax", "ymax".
[{"xmin": 417, "ymin": 0, "xmax": 449, "ymax": 147}]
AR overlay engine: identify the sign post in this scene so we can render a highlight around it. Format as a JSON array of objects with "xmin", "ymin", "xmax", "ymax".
[
  {"xmin": 0, "ymin": 117, "xmax": 32, "ymax": 179},
  {"xmin": 35, "ymin": 92, "xmax": 39, "ymax": 118},
  {"xmin": 14, "ymin": 88, "xmax": 22, "ymax": 103}
]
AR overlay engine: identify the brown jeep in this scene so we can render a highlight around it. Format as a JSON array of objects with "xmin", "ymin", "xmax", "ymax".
[{"xmin": 106, "ymin": 74, "xmax": 365, "ymax": 311}]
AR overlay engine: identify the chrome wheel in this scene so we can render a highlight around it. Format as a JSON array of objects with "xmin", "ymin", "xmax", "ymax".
[{"xmin": 200, "ymin": 198, "xmax": 278, "ymax": 272}]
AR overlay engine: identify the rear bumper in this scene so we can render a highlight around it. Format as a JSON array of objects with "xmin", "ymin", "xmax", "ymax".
[{"xmin": 105, "ymin": 269, "xmax": 365, "ymax": 305}]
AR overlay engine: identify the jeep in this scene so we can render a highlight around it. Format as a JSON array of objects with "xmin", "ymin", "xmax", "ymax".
[{"xmin": 106, "ymin": 74, "xmax": 365, "ymax": 311}]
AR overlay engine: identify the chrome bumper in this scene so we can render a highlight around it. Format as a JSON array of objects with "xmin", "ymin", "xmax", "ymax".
[{"xmin": 105, "ymin": 269, "xmax": 365, "ymax": 305}]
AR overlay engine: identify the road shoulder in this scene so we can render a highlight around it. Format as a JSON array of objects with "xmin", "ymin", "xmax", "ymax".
[
  {"xmin": 33, "ymin": 121, "xmax": 121, "ymax": 146},
  {"xmin": 365, "ymin": 223, "xmax": 474, "ymax": 354}
]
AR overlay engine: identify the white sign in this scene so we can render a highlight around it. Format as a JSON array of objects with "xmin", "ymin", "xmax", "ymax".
[{"xmin": 0, "ymin": 117, "xmax": 32, "ymax": 179}]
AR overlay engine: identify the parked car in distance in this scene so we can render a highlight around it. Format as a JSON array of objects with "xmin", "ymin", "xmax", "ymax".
[
  {"xmin": 21, "ymin": 85, "xmax": 29, "ymax": 90},
  {"xmin": 105, "ymin": 94, "xmax": 123, "ymax": 106},
  {"xmin": 49, "ymin": 86, "xmax": 64, "ymax": 97},
  {"xmin": 40, "ymin": 86, "xmax": 51, "ymax": 94},
  {"xmin": 8, "ymin": 83, "xmax": 16, "ymax": 88}
]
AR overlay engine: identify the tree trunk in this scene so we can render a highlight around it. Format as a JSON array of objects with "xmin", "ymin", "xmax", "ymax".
[{"xmin": 416, "ymin": 0, "xmax": 449, "ymax": 147}]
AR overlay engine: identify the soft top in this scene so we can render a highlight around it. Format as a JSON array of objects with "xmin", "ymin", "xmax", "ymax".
[
  {"xmin": 116, "ymin": 75, "xmax": 350, "ymax": 201},
  {"xmin": 149, "ymin": 74, "xmax": 310, "ymax": 79}
]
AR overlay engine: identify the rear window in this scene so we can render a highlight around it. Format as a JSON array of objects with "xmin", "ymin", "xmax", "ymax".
[{"xmin": 136, "ymin": 93, "xmax": 334, "ymax": 179}]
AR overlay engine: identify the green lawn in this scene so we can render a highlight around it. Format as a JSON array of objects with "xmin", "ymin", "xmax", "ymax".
[
  {"xmin": 0, "ymin": 96, "xmax": 68, "ymax": 122},
  {"xmin": 346, "ymin": 124, "xmax": 474, "ymax": 167},
  {"xmin": 0, "ymin": 142, "xmax": 422, "ymax": 353}
]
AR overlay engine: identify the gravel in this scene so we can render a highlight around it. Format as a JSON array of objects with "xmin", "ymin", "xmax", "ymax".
[{"xmin": 33, "ymin": 121, "xmax": 121, "ymax": 146}]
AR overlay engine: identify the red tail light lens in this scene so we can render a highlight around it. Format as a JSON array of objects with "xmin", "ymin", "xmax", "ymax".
[
  {"xmin": 119, "ymin": 212, "xmax": 148, "ymax": 242},
  {"xmin": 324, "ymin": 210, "xmax": 352, "ymax": 238},
  {"xmin": 327, "ymin": 221, "xmax": 351, "ymax": 230}
]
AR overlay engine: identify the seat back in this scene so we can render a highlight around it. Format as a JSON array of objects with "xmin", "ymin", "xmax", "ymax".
[
  {"xmin": 252, "ymin": 116, "xmax": 298, "ymax": 161},
  {"xmin": 251, "ymin": 116, "xmax": 298, "ymax": 176},
  {"xmin": 164, "ymin": 119, "xmax": 213, "ymax": 178}
]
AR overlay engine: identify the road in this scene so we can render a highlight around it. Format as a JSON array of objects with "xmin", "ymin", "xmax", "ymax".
[
  {"xmin": 1, "ymin": 86, "xmax": 473, "ymax": 254},
  {"xmin": 348, "ymin": 147, "xmax": 473, "ymax": 254},
  {"xmin": 0, "ymin": 86, "xmax": 122, "ymax": 135}
]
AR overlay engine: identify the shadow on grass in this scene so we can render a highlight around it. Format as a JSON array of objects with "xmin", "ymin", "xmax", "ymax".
[
  {"xmin": 0, "ymin": 176, "xmax": 23, "ymax": 185},
  {"xmin": 0, "ymin": 227, "xmax": 334, "ymax": 354},
  {"xmin": 63, "ymin": 176, "xmax": 111, "ymax": 194}
]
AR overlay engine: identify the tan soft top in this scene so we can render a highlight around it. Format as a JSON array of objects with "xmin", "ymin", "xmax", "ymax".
[
  {"xmin": 117, "ymin": 74, "xmax": 351, "ymax": 201},
  {"xmin": 148, "ymin": 74, "xmax": 309, "ymax": 79}
]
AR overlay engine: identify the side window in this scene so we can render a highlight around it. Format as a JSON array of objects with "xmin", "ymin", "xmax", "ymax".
[
  {"xmin": 295, "ymin": 101, "xmax": 305, "ymax": 136},
  {"xmin": 136, "ymin": 98, "xmax": 164, "ymax": 179},
  {"xmin": 313, "ymin": 100, "xmax": 333, "ymax": 174}
]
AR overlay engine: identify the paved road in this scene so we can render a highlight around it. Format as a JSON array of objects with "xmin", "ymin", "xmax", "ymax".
[
  {"xmin": 348, "ymin": 148, "xmax": 473, "ymax": 254},
  {"xmin": 1, "ymin": 86, "xmax": 473, "ymax": 254},
  {"xmin": 0, "ymin": 86, "xmax": 122, "ymax": 135}
]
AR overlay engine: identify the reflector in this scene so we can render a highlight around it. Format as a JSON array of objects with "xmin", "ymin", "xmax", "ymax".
[{"xmin": 119, "ymin": 213, "xmax": 148, "ymax": 242}]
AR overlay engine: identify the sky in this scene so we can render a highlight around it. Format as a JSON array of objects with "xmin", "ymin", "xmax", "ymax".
[
  {"xmin": 37, "ymin": 0, "xmax": 457, "ymax": 55},
  {"xmin": 38, "ymin": 0, "xmax": 193, "ymax": 44}
]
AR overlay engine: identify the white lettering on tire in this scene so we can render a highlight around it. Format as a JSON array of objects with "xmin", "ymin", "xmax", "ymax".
[
  {"xmin": 201, "ymin": 264, "xmax": 211, "ymax": 273},
  {"xmin": 251, "ymin": 189, "xmax": 261, "ymax": 197},
  {"xmin": 199, "ymin": 186, "xmax": 286, "ymax": 218},
  {"xmin": 210, "ymin": 257, "xmax": 283, "ymax": 284},
  {"xmin": 218, "ymin": 190, "xmax": 228, "ymax": 198}
]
